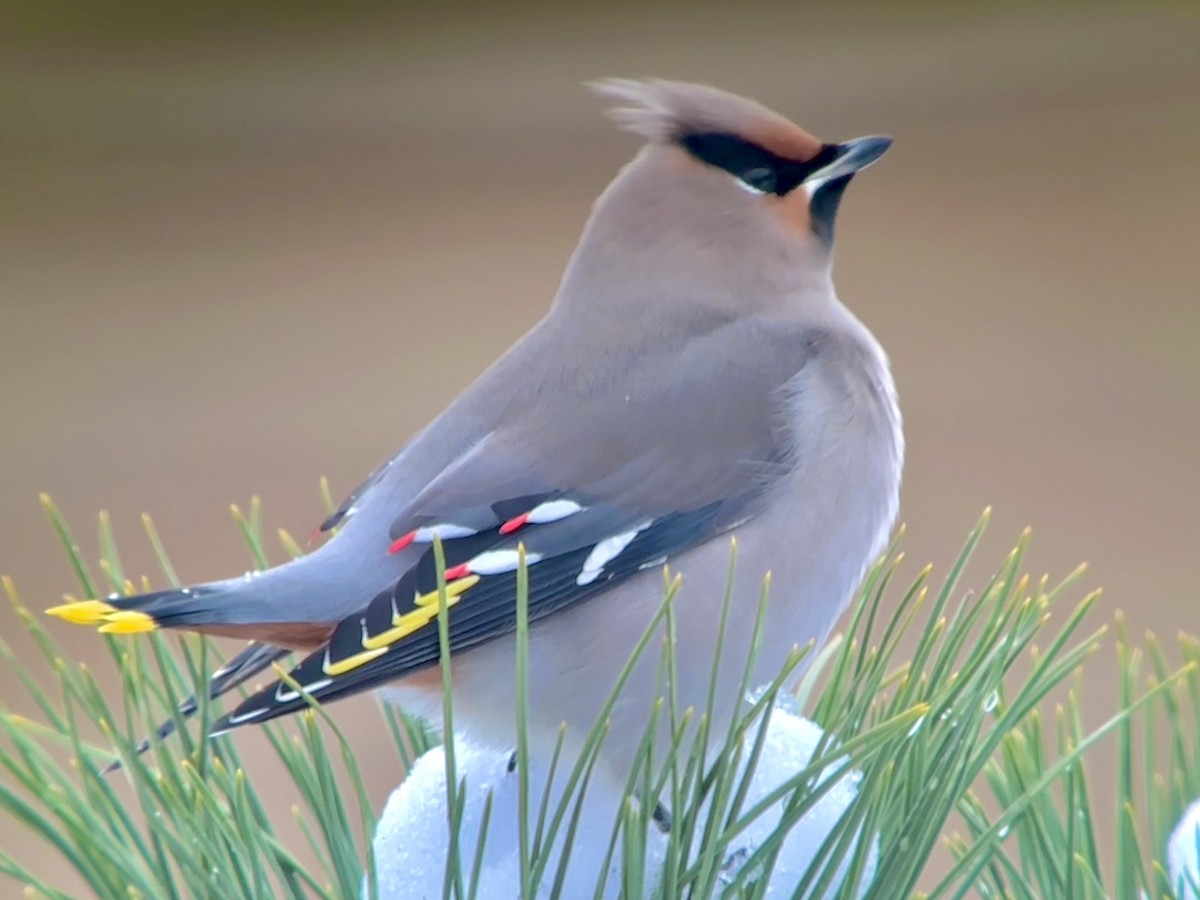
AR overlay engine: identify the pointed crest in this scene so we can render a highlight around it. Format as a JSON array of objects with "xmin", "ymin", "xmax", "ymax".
[{"xmin": 589, "ymin": 78, "xmax": 823, "ymax": 162}]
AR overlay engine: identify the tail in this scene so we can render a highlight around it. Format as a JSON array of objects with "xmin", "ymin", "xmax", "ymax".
[
  {"xmin": 102, "ymin": 641, "xmax": 290, "ymax": 773},
  {"xmin": 44, "ymin": 555, "xmax": 360, "ymax": 767},
  {"xmin": 45, "ymin": 561, "xmax": 344, "ymax": 645},
  {"xmin": 47, "ymin": 583, "xmax": 238, "ymax": 634}
]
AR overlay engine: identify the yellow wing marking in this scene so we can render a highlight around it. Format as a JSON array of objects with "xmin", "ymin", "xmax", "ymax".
[
  {"xmin": 323, "ymin": 646, "xmax": 387, "ymax": 676},
  {"xmin": 361, "ymin": 575, "xmax": 480, "ymax": 651},
  {"xmin": 412, "ymin": 576, "xmax": 480, "ymax": 607}
]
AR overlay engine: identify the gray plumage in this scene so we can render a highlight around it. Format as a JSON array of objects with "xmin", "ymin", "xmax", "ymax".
[{"xmin": 53, "ymin": 79, "xmax": 903, "ymax": 781}]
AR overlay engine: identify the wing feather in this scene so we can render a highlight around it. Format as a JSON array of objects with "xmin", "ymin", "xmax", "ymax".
[
  {"xmin": 217, "ymin": 319, "xmax": 819, "ymax": 732},
  {"xmin": 213, "ymin": 499, "xmax": 727, "ymax": 730}
]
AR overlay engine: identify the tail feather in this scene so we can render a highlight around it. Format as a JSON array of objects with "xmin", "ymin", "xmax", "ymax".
[
  {"xmin": 46, "ymin": 551, "xmax": 361, "ymax": 637},
  {"xmin": 44, "ymin": 548, "xmax": 392, "ymax": 762},
  {"xmin": 44, "ymin": 575, "xmax": 327, "ymax": 772},
  {"xmin": 103, "ymin": 641, "xmax": 290, "ymax": 774},
  {"xmin": 47, "ymin": 584, "xmax": 231, "ymax": 633},
  {"xmin": 110, "ymin": 584, "xmax": 229, "ymax": 628}
]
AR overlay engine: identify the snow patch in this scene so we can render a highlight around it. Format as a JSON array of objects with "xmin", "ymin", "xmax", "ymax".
[{"xmin": 367, "ymin": 710, "xmax": 876, "ymax": 898}]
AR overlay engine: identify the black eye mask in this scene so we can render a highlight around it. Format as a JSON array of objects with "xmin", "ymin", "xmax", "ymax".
[{"xmin": 679, "ymin": 132, "xmax": 840, "ymax": 197}]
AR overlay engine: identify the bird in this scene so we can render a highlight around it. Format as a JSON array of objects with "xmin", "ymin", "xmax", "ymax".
[{"xmin": 47, "ymin": 79, "xmax": 903, "ymax": 783}]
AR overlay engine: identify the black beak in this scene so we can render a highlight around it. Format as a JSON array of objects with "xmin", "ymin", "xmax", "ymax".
[
  {"xmin": 804, "ymin": 135, "xmax": 893, "ymax": 185},
  {"xmin": 805, "ymin": 135, "xmax": 892, "ymax": 244}
]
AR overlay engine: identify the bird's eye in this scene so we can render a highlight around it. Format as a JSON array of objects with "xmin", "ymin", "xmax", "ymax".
[
  {"xmin": 680, "ymin": 133, "xmax": 801, "ymax": 195},
  {"xmin": 739, "ymin": 166, "xmax": 777, "ymax": 195}
]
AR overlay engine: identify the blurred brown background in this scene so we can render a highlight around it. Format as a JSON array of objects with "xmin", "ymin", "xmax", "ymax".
[{"xmin": 2, "ymin": 1, "xmax": 1198, "ymax": 894}]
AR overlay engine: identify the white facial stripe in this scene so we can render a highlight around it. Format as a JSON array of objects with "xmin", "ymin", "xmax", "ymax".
[
  {"xmin": 576, "ymin": 521, "xmax": 652, "ymax": 586},
  {"xmin": 804, "ymin": 177, "xmax": 829, "ymax": 199},
  {"xmin": 468, "ymin": 549, "xmax": 544, "ymax": 575},
  {"xmin": 527, "ymin": 499, "xmax": 585, "ymax": 524},
  {"xmin": 734, "ymin": 177, "xmax": 767, "ymax": 195}
]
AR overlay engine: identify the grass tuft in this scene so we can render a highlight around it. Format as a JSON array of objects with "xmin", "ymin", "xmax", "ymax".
[{"xmin": 0, "ymin": 497, "xmax": 1196, "ymax": 897}]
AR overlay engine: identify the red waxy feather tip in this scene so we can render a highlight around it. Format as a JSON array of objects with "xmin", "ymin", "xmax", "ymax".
[
  {"xmin": 388, "ymin": 531, "xmax": 417, "ymax": 555},
  {"xmin": 443, "ymin": 563, "xmax": 472, "ymax": 581},
  {"xmin": 499, "ymin": 512, "xmax": 530, "ymax": 535}
]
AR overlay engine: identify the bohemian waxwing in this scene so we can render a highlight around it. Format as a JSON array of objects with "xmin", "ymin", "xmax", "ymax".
[{"xmin": 49, "ymin": 79, "xmax": 903, "ymax": 780}]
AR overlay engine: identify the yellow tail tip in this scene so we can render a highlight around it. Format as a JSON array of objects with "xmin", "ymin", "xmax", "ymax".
[
  {"xmin": 98, "ymin": 610, "xmax": 158, "ymax": 634},
  {"xmin": 45, "ymin": 599, "xmax": 117, "ymax": 625}
]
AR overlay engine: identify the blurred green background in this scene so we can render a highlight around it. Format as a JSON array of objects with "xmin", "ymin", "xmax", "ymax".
[{"xmin": 2, "ymin": 1, "xmax": 1198, "ymax": 894}]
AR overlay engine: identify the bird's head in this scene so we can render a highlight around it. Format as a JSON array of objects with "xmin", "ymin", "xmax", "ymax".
[{"xmin": 556, "ymin": 79, "xmax": 891, "ymax": 318}]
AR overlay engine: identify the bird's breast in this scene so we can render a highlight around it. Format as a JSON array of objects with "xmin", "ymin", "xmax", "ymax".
[{"xmin": 753, "ymin": 328, "xmax": 903, "ymax": 648}]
